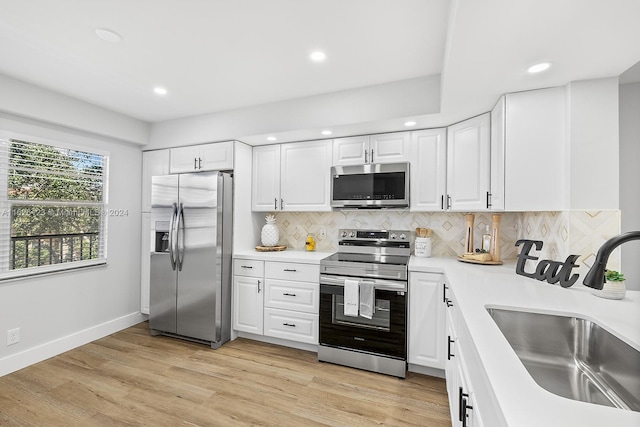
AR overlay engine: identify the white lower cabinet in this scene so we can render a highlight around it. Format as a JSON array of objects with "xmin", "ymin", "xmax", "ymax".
[
  {"xmin": 445, "ymin": 286, "xmax": 487, "ymax": 427},
  {"xmin": 232, "ymin": 259, "xmax": 265, "ymax": 335},
  {"xmin": 263, "ymin": 308, "xmax": 318, "ymax": 344},
  {"xmin": 408, "ymin": 272, "xmax": 446, "ymax": 369},
  {"xmin": 233, "ymin": 258, "xmax": 319, "ymax": 345},
  {"xmin": 233, "ymin": 275, "xmax": 264, "ymax": 335},
  {"xmin": 263, "ymin": 261, "xmax": 319, "ymax": 344}
]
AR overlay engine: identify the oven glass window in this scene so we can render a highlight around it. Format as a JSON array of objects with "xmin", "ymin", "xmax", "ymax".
[
  {"xmin": 332, "ymin": 172, "xmax": 405, "ymax": 201},
  {"xmin": 333, "ymin": 295, "xmax": 390, "ymax": 330}
]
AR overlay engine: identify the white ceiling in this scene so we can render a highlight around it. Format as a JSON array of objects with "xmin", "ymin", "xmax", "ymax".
[{"xmin": 0, "ymin": 0, "xmax": 639, "ymax": 128}]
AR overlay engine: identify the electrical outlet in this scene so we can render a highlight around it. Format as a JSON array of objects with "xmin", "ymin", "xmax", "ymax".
[
  {"xmin": 318, "ymin": 228, "xmax": 327, "ymax": 240},
  {"xmin": 7, "ymin": 328, "xmax": 20, "ymax": 346}
]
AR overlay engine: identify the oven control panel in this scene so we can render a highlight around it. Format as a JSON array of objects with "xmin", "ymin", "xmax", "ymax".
[{"xmin": 338, "ymin": 229, "xmax": 410, "ymax": 243}]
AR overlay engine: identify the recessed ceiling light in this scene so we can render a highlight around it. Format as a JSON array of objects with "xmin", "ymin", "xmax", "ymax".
[
  {"xmin": 321, "ymin": 130, "xmax": 332, "ymax": 136},
  {"xmin": 527, "ymin": 62, "xmax": 552, "ymax": 74},
  {"xmin": 267, "ymin": 136, "xmax": 277, "ymax": 142},
  {"xmin": 404, "ymin": 121, "xmax": 417, "ymax": 127},
  {"xmin": 310, "ymin": 51, "xmax": 326, "ymax": 62},
  {"xmin": 153, "ymin": 87, "xmax": 168, "ymax": 96},
  {"xmin": 95, "ymin": 28, "xmax": 122, "ymax": 43}
]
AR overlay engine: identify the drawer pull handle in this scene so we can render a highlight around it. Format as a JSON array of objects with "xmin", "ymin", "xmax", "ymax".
[
  {"xmin": 241, "ymin": 265, "xmax": 253, "ymax": 269},
  {"xmin": 282, "ymin": 322, "xmax": 296, "ymax": 327},
  {"xmin": 447, "ymin": 336, "xmax": 455, "ymax": 360},
  {"xmin": 283, "ymin": 269, "xmax": 297, "ymax": 272},
  {"xmin": 283, "ymin": 292, "xmax": 297, "ymax": 297}
]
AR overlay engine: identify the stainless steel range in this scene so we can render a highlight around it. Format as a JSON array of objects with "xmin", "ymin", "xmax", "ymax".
[{"xmin": 319, "ymin": 229, "xmax": 410, "ymax": 378}]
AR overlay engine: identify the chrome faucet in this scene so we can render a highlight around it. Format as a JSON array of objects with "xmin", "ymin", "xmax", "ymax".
[{"xmin": 583, "ymin": 231, "xmax": 640, "ymax": 290}]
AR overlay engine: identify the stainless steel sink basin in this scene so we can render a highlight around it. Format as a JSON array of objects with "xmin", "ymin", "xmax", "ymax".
[{"xmin": 487, "ymin": 308, "xmax": 640, "ymax": 412}]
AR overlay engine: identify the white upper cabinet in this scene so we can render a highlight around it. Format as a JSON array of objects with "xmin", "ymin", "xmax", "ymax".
[
  {"xmin": 493, "ymin": 87, "xmax": 566, "ymax": 211},
  {"xmin": 332, "ymin": 132, "xmax": 410, "ymax": 165},
  {"xmin": 252, "ymin": 140, "xmax": 332, "ymax": 212},
  {"xmin": 410, "ymin": 128, "xmax": 447, "ymax": 211},
  {"xmin": 490, "ymin": 97, "xmax": 506, "ymax": 211},
  {"xmin": 446, "ymin": 114, "xmax": 491, "ymax": 211},
  {"xmin": 369, "ymin": 132, "xmax": 411, "ymax": 164},
  {"xmin": 252, "ymin": 144, "xmax": 282, "ymax": 211},
  {"xmin": 169, "ymin": 141, "xmax": 234, "ymax": 173},
  {"xmin": 280, "ymin": 140, "xmax": 332, "ymax": 211},
  {"xmin": 142, "ymin": 149, "xmax": 170, "ymax": 212},
  {"xmin": 332, "ymin": 135, "xmax": 369, "ymax": 165}
]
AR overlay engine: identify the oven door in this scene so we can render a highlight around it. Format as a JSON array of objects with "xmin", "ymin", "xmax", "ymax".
[{"xmin": 319, "ymin": 275, "xmax": 407, "ymax": 359}]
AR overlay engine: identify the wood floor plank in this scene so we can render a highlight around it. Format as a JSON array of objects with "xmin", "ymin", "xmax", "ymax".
[{"xmin": 0, "ymin": 321, "xmax": 450, "ymax": 426}]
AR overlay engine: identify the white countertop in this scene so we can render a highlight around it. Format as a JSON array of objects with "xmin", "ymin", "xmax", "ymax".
[
  {"xmin": 233, "ymin": 249, "xmax": 332, "ymax": 264},
  {"xmin": 409, "ymin": 256, "xmax": 640, "ymax": 426}
]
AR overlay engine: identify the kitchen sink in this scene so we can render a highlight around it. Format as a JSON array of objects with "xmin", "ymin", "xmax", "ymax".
[{"xmin": 487, "ymin": 308, "xmax": 640, "ymax": 412}]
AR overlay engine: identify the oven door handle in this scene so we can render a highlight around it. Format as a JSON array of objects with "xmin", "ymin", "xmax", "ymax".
[{"xmin": 319, "ymin": 275, "xmax": 407, "ymax": 292}]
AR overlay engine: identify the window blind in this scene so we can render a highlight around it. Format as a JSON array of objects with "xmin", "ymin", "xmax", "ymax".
[{"xmin": 0, "ymin": 138, "xmax": 109, "ymax": 279}]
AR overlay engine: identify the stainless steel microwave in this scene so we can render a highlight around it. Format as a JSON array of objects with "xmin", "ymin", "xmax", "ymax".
[{"xmin": 330, "ymin": 162, "xmax": 409, "ymax": 209}]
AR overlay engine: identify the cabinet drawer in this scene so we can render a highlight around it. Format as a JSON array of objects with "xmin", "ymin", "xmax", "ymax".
[
  {"xmin": 263, "ymin": 308, "xmax": 318, "ymax": 345},
  {"xmin": 233, "ymin": 259, "xmax": 264, "ymax": 278},
  {"xmin": 264, "ymin": 279, "xmax": 319, "ymax": 314},
  {"xmin": 265, "ymin": 261, "xmax": 319, "ymax": 283}
]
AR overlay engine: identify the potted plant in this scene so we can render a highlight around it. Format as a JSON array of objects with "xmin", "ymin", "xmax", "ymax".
[{"xmin": 592, "ymin": 269, "xmax": 626, "ymax": 300}]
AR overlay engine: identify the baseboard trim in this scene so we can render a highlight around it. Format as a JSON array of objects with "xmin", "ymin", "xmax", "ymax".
[
  {"xmin": 408, "ymin": 363, "xmax": 446, "ymax": 378},
  {"xmin": 235, "ymin": 331, "xmax": 318, "ymax": 353},
  {"xmin": 0, "ymin": 312, "xmax": 146, "ymax": 377}
]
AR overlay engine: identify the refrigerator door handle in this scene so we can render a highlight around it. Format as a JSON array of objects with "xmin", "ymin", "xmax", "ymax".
[
  {"xmin": 168, "ymin": 202, "xmax": 178, "ymax": 271},
  {"xmin": 176, "ymin": 202, "xmax": 185, "ymax": 271}
]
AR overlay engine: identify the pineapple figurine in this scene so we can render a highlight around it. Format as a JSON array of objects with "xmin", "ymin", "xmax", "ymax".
[{"xmin": 261, "ymin": 215, "xmax": 279, "ymax": 247}]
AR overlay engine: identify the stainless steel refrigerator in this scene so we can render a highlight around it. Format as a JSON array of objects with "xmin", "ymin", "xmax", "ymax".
[{"xmin": 149, "ymin": 171, "xmax": 232, "ymax": 348}]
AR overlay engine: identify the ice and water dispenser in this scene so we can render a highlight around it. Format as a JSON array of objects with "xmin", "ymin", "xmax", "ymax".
[{"xmin": 155, "ymin": 221, "xmax": 170, "ymax": 252}]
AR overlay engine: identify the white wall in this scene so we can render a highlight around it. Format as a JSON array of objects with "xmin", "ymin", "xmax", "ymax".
[
  {"xmin": 0, "ymin": 73, "xmax": 150, "ymax": 146},
  {"xmin": 148, "ymin": 76, "xmax": 441, "ymax": 149},
  {"xmin": 0, "ymin": 112, "xmax": 145, "ymax": 376},
  {"xmin": 619, "ymin": 82, "xmax": 640, "ymax": 290},
  {"xmin": 566, "ymin": 78, "xmax": 620, "ymax": 210}
]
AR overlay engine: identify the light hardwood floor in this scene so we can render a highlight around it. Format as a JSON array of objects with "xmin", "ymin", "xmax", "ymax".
[{"xmin": 0, "ymin": 322, "xmax": 451, "ymax": 426}]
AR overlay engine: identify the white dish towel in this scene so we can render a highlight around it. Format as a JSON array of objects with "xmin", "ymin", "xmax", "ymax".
[
  {"xmin": 359, "ymin": 281, "xmax": 374, "ymax": 319},
  {"xmin": 343, "ymin": 279, "xmax": 359, "ymax": 317}
]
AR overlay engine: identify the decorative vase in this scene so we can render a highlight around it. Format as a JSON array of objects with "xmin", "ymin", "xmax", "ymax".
[
  {"xmin": 591, "ymin": 280, "xmax": 626, "ymax": 300},
  {"xmin": 261, "ymin": 215, "xmax": 279, "ymax": 247}
]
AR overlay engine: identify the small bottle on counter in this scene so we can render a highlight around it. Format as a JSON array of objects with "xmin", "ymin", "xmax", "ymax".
[{"xmin": 482, "ymin": 225, "xmax": 492, "ymax": 252}]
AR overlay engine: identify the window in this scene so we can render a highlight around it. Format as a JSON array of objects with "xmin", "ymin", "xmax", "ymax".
[{"xmin": 0, "ymin": 137, "xmax": 109, "ymax": 279}]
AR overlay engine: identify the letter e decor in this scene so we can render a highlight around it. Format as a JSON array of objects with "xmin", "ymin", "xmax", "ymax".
[{"xmin": 515, "ymin": 239, "xmax": 580, "ymax": 288}]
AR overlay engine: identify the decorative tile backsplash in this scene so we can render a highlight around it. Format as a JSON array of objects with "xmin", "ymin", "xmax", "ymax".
[
  {"xmin": 273, "ymin": 211, "xmax": 520, "ymax": 260},
  {"xmin": 270, "ymin": 210, "xmax": 622, "ymax": 280},
  {"xmin": 518, "ymin": 210, "xmax": 621, "ymax": 280}
]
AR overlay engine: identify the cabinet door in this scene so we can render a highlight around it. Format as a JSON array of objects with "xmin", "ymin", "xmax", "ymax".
[
  {"xmin": 447, "ymin": 114, "xmax": 491, "ymax": 211},
  {"xmin": 252, "ymin": 144, "xmax": 281, "ymax": 211},
  {"xmin": 504, "ymin": 87, "xmax": 565, "ymax": 211},
  {"xmin": 332, "ymin": 136, "xmax": 369, "ymax": 165},
  {"xmin": 445, "ymin": 307, "xmax": 460, "ymax": 425},
  {"xmin": 140, "ymin": 213, "xmax": 152, "ymax": 314},
  {"xmin": 280, "ymin": 140, "xmax": 332, "ymax": 211},
  {"xmin": 410, "ymin": 129, "xmax": 447, "ymax": 211},
  {"xmin": 142, "ymin": 150, "xmax": 170, "ymax": 212},
  {"xmin": 409, "ymin": 273, "xmax": 446, "ymax": 369},
  {"xmin": 169, "ymin": 146, "xmax": 200, "ymax": 173},
  {"xmin": 200, "ymin": 141, "xmax": 234, "ymax": 171},
  {"xmin": 490, "ymin": 97, "xmax": 506, "ymax": 211},
  {"xmin": 370, "ymin": 131, "xmax": 411, "ymax": 164},
  {"xmin": 232, "ymin": 276, "xmax": 264, "ymax": 334}
]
